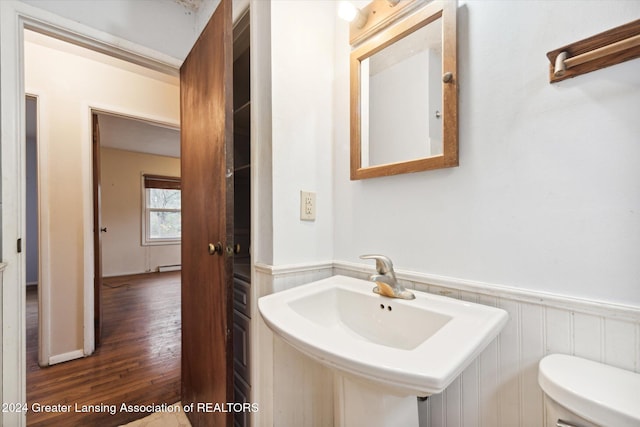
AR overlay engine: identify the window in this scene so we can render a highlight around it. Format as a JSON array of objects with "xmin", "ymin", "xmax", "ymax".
[{"xmin": 142, "ymin": 174, "xmax": 181, "ymax": 245}]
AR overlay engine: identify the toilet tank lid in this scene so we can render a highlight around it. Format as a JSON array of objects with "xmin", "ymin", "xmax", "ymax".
[{"xmin": 539, "ymin": 354, "xmax": 640, "ymax": 427}]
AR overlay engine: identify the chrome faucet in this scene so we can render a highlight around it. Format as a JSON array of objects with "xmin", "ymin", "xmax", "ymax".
[{"xmin": 360, "ymin": 254, "xmax": 415, "ymax": 300}]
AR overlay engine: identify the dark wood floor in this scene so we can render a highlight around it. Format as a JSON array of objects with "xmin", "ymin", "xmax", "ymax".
[{"xmin": 26, "ymin": 272, "xmax": 181, "ymax": 426}]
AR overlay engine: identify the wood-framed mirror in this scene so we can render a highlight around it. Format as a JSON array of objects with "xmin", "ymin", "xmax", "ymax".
[{"xmin": 350, "ymin": 0, "xmax": 457, "ymax": 180}]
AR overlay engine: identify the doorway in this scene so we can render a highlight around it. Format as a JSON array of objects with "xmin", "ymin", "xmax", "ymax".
[
  {"xmin": 23, "ymin": 26, "xmax": 182, "ymax": 364},
  {"xmin": 2, "ymin": 1, "xmax": 256, "ymax": 424},
  {"xmin": 92, "ymin": 111, "xmax": 182, "ymax": 347},
  {"xmin": 24, "ymin": 29, "xmax": 186, "ymax": 425},
  {"xmin": 25, "ymin": 25, "xmax": 185, "ymax": 424},
  {"xmin": 25, "ymin": 95, "xmax": 40, "ymax": 369}
]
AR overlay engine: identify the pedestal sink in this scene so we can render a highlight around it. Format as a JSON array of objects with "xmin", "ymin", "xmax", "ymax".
[{"xmin": 258, "ymin": 275, "xmax": 508, "ymax": 427}]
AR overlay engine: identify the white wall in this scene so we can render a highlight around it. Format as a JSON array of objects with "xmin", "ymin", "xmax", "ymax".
[
  {"xmin": 261, "ymin": 2, "xmax": 640, "ymax": 425},
  {"xmin": 270, "ymin": 0, "xmax": 335, "ymax": 265},
  {"xmin": 25, "ymin": 31, "xmax": 179, "ymax": 359},
  {"xmin": 333, "ymin": 0, "xmax": 640, "ymax": 307},
  {"xmin": 100, "ymin": 148, "xmax": 180, "ymax": 277}
]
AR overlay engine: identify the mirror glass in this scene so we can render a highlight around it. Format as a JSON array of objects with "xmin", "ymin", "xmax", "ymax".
[
  {"xmin": 360, "ymin": 17, "xmax": 443, "ymax": 167},
  {"xmin": 349, "ymin": 0, "xmax": 457, "ymax": 180}
]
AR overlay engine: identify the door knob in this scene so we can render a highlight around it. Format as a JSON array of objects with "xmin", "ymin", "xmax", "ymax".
[{"xmin": 208, "ymin": 242, "xmax": 223, "ymax": 256}]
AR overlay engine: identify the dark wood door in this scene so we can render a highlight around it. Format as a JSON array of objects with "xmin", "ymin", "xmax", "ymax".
[
  {"xmin": 92, "ymin": 113, "xmax": 103, "ymax": 347},
  {"xmin": 180, "ymin": 0, "xmax": 234, "ymax": 425}
]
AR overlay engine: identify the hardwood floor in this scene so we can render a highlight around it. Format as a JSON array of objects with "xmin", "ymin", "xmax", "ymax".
[{"xmin": 26, "ymin": 272, "xmax": 181, "ymax": 426}]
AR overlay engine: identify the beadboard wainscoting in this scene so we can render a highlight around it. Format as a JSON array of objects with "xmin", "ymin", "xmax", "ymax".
[
  {"xmin": 253, "ymin": 261, "xmax": 640, "ymax": 427},
  {"xmin": 253, "ymin": 262, "xmax": 335, "ymax": 427}
]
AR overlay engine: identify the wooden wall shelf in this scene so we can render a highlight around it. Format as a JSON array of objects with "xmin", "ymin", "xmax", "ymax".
[{"xmin": 546, "ymin": 19, "xmax": 640, "ymax": 83}]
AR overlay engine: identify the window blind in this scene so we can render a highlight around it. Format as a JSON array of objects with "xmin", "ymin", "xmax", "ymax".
[{"xmin": 143, "ymin": 174, "xmax": 181, "ymax": 190}]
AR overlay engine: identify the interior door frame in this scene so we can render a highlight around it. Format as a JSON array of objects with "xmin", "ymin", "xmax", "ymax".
[
  {"xmin": 92, "ymin": 113, "xmax": 102, "ymax": 347},
  {"xmin": 90, "ymin": 109, "xmax": 181, "ymax": 352},
  {"xmin": 0, "ymin": 3, "xmax": 181, "ymax": 425},
  {"xmin": 24, "ymin": 92, "xmax": 53, "ymax": 367},
  {"xmin": 1, "ymin": 2, "xmax": 269, "ymax": 425}
]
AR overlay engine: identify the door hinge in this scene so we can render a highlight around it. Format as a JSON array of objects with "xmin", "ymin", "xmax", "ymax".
[{"xmin": 17, "ymin": 238, "xmax": 22, "ymax": 253}]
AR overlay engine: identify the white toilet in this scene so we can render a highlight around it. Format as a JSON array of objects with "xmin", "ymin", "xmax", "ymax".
[{"xmin": 538, "ymin": 354, "xmax": 640, "ymax": 427}]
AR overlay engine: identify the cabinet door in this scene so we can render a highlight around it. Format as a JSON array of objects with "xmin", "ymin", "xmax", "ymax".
[{"xmin": 233, "ymin": 309, "xmax": 250, "ymax": 382}]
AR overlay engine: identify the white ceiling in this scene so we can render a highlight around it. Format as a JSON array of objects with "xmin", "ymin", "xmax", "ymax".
[
  {"xmin": 22, "ymin": 0, "xmax": 248, "ymax": 61},
  {"xmin": 173, "ymin": 0, "xmax": 204, "ymax": 12},
  {"xmin": 97, "ymin": 113, "xmax": 180, "ymax": 158},
  {"xmin": 22, "ymin": 0, "xmax": 205, "ymax": 61}
]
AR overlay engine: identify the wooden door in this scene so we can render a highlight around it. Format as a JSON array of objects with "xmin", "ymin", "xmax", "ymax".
[
  {"xmin": 92, "ymin": 113, "xmax": 103, "ymax": 346},
  {"xmin": 180, "ymin": 0, "xmax": 234, "ymax": 425}
]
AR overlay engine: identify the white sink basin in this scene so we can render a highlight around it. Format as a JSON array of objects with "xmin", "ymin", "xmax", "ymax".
[{"xmin": 259, "ymin": 275, "xmax": 508, "ymax": 397}]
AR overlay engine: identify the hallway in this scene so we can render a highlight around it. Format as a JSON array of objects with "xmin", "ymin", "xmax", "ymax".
[{"xmin": 26, "ymin": 272, "xmax": 181, "ymax": 426}]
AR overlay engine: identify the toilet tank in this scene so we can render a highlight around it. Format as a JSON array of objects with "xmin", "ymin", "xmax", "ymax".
[{"xmin": 538, "ymin": 354, "xmax": 640, "ymax": 427}]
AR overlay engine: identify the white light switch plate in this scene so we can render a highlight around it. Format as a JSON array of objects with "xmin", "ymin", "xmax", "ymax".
[{"xmin": 300, "ymin": 191, "xmax": 316, "ymax": 221}]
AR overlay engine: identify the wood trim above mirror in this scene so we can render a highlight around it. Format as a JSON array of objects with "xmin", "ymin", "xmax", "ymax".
[
  {"xmin": 349, "ymin": 0, "xmax": 426, "ymax": 46},
  {"xmin": 350, "ymin": 0, "xmax": 458, "ymax": 180}
]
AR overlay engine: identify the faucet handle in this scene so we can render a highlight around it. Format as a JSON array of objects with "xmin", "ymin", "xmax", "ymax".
[{"xmin": 360, "ymin": 254, "xmax": 394, "ymax": 275}]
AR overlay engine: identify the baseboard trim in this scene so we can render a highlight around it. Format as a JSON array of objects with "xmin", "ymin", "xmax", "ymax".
[{"xmin": 48, "ymin": 349, "xmax": 84, "ymax": 366}]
